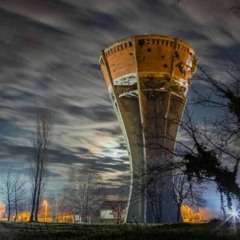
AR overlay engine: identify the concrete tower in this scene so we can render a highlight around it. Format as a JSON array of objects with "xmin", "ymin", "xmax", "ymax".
[{"xmin": 99, "ymin": 35, "xmax": 197, "ymax": 223}]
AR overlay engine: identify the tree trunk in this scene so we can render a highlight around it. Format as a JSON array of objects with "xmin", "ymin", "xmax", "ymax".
[
  {"xmin": 176, "ymin": 202, "xmax": 182, "ymax": 222},
  {"xmin": 29, "ymin": 109, "xmax": 52, "ymax": 222},
  {"xmin": 29, "ymin": 167, "xmax": 39, "ymax": 222},
  {"xmin": 7, "ymin": 192, "xmax": 11, "ymax": 221}
]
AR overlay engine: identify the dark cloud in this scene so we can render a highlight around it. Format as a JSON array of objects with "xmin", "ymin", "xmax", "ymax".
[
  {"xmin": 93, "ymin": 127, "xmax": 122, "ymax": 136},
  {"xmin": 75, "ymin": 10, "xmax": 123, "ymax": 30}
]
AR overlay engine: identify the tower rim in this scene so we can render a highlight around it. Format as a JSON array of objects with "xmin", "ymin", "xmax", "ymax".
[{"xmin": 99, "ymin": 34, "xmax": 196, "ymax": 63}]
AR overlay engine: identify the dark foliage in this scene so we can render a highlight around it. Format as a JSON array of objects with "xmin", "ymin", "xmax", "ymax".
[{"xmin": 184, "ymin": 143, "xmax": 240, "ymax": 208}]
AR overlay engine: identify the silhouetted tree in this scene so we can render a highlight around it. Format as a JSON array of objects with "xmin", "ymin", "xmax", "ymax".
[
  {"xmin": 178, "ymin": 55, "xmax": 240, "ymax": 208},
  {"xmin": 29, "ymin": 108, "xmax": 53, "ymax": 222},
  {"xmin": 0, "ymin": 168, "xmax": 27, "ymax": 221},
  {"xmin": 172, "ymin": 170, "xmax": 206, "ymax": 222},
  {"xmin": 230, "ymin": 0, "xmax": 240, "ymax": 14},
  {"xmin": 172, "ymin": 0, "xmax": 240, "ymax": 15},
  {"xmin": 105, "ymin": 193, "xmax": 128, "ymax": 224},
  {"xmin": 55, "ymin": 192, "xmax": 73, "ymax": 222},
  {"xmin": 64, "ymin": 167, "xmax": 102, "ymax": 222}
]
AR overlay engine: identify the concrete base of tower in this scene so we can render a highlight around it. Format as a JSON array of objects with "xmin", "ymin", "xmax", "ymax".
[
  {"xmin": 146, "ymin": 190, "xmax": 178, "ymax": 223},
  {"xmin": 126, "ymin": 174, "xmax": 178, "ymax": 224},
  {"xmin": 126, "ymin": 193, "xmax": 178, "ymax": 224},
  {"xmin": 126, "ymin": 200, "xmax": 145, "ymax": 223},
  {"xmin": 126, "ymin": 185, "xmax": 146, "ymax": 223}
]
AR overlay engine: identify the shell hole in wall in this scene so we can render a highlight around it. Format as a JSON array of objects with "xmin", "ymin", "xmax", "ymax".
[
  {"xmin": 138, "ymin": 39, "xmax": 145, "ymax": 47},
  {"xmin": 163, "ymin": 64, "xmax": 168, "ymax": 68},
  {"xmin": 147, "ymin": 48, "xmax": 151, "ymax": 52}
]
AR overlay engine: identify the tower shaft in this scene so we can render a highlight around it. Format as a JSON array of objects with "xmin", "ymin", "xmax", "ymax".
[{"xmin": 100, "ymin": 35, "xmax": 197, "ymax": 223}]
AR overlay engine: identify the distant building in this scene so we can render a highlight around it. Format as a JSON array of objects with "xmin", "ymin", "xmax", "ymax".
[
  {"xmin": 100, "ymin": 34, "xmax": 197, "ymax": 223},
  {"xmin": 100, "ymin": 200, "xmax": 127, "ymax": 224}
]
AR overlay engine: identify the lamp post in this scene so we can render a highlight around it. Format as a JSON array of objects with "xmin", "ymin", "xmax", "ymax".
[{"xmin": 43, "ymin": 200, "xmax": 48, "ymax": 222}]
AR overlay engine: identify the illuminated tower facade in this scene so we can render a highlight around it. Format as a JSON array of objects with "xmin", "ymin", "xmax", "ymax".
[{"xmin": 99, "ymin": 35, "xmax": 197, "ymax": 223}]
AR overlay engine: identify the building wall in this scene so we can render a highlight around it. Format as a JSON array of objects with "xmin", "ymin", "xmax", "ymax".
[{"xmin": 100, "ymin": 210, "xmax": 114, "ymax": 220}]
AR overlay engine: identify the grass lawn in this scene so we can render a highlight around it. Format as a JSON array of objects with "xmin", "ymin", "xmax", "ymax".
[{"xmin": 0, "ymin": 220, "xmax": 239, "ymax": 240}]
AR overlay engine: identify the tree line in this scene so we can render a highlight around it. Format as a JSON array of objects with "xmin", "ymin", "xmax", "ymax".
[{"xmin": 0, "ymin": 109, "xmax": 104, "ymax": 222}]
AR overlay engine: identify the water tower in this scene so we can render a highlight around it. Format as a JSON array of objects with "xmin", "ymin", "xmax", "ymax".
[{"xmin": 99, "ymin": 35, "xmax": 197, "ymax": 223}]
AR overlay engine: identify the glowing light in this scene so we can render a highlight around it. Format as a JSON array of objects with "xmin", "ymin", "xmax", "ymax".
[
  {"xmin": 227, "ymin": 208, "xmax": 240, "ymax": 223},
  {"xmin": 43, "ymin": 200, "xmax": 48, "ymax": 222},
  {"xmin": 230, "ymin": 209, "xmax": 239, "ymax": 218}
]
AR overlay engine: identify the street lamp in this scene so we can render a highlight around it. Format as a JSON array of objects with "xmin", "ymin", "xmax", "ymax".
[{"xmin": 43, "ymin": 200, "xmax": 48, "ymax": 222}]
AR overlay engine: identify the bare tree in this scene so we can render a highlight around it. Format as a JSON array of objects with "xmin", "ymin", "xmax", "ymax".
[
  {"xmin": 177, "ymin": 53, "xmax": 240, "ymax": 208},
  {"xmin": 29, "ymin": 108, "xmax": 53, "ymax": 222},
  {"xmin": 64, "ymin": 167, "xmax": 102, "ymax": 223},
  {"xmin": 0, "ymin": 168, "xmax": 27, "ymax": 221},
  {"xmin": 0, "ymin": 169, "xmax": 14, "ymax": 221},
  {"xmin": 55, "ymin": 192, "xmax": 73, "ymax": 222},
  {"xmin": 13, "ymin": 174, "xmax": 27, "ymax": 221},
  {"xmin": 230, "ymin": 0, "xmax": 240, "ymax": 14},
  {"xmin": 172, "ymin": 170, "xmax": 206, "ymax": 222},
  {"xmin": 171, "ymin": 0, "xmax": 240, "ymax": 15},
  {"xmin": 106, "ymin": 193, "xmax": 128, "ymax": 224}
]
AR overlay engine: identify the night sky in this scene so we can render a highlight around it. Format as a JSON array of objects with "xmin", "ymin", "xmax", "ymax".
[{"xmin": 0, "ymin": 0, "xmax": 239, "ymax": 198}]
